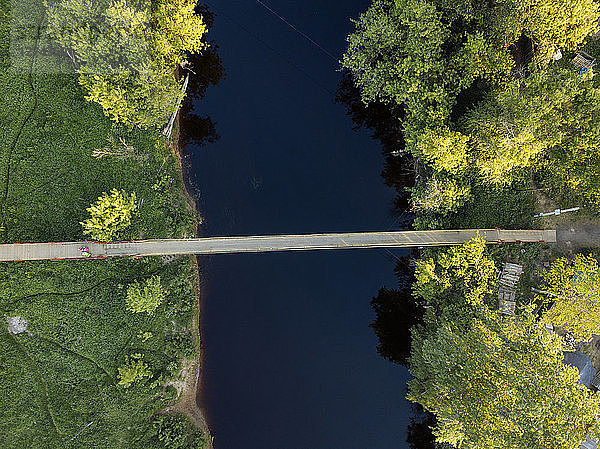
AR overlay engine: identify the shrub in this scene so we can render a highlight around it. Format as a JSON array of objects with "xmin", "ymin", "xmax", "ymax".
[
  {"xmin": 80, "ymin": 189, "xmax": 137, "ymax": 241},
  {"xmin": 126, "ymin": 276, "xmax": 166, "ymax": 315},
  {"xmin": 117, "ymin": 354, "xmax": 151, "ymax": 388}
]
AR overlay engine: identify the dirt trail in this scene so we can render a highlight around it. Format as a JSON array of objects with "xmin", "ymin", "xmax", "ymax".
[
  {"xmin": 533, "ymin": 189, "xmax": 600, "ymax": 253},
  {"xmin": 557, "ymin": 222, "xmax": 600, "ymax": 252}
]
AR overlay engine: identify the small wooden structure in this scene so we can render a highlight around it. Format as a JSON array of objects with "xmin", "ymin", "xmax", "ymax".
[
  {"xmin": 579, "ymin": 434, "xmax": 599, "ymax": 449},
  {"xmin": 498, "ymin": 262, "xmax": 523, "ymax": 315},
  {"xmin": 572, "ymin": 52, "xmax": 596, "ymax": 70}
]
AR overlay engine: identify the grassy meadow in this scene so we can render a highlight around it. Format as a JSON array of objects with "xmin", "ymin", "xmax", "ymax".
[{"xmin": 0, "ymin": 0, "xmax": 207, "ymax": 447}]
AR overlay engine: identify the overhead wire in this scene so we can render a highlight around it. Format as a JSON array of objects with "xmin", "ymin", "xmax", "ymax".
[
  {"xmin": 203, "ymin": 3, "xmax": 412, "ymax": 266},
  {"xmin": 255, "ymin": 0, "xmax": 338, "ymax": 61},
  {"xmin": 204, "ymin": 2, "xmax": 335, "ymax": 96}
]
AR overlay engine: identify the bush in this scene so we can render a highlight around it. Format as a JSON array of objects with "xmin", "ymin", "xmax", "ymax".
[
  {"xmin": 117, "ymin": 354, "xmax": 152, "ymax": 388},
  {"xmin": 126, "ymin": 276, "xmax": 166, "ymax": 315},
  {"xmin": 150, "ymin": 415, "xmax": 209, "ymax": 449},
  {"xmin": 80, "ymin": 189, "xmax": 137, "ymax": 241}
]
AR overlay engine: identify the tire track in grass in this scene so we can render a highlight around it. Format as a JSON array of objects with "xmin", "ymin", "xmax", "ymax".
[
  {"xmin": 4, "ymin": 331, "xmax": 62, "ymax": 439},
  {"xmin": 4, "ymin": 276, "xmax": 115, "ymax": 309},
  {"xmin": 5, "ymin": 256, "xmax": 171, "ymax": 309},
  {"xmin": 32, "ymin": 333, "xmax": 116, "ymax": 383},
  {"xmin": 0, "ymin": 19, "xmax": 41, "ymax": 236}
]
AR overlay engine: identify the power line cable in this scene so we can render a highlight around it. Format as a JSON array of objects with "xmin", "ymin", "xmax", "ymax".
[
  {"xmin": 255, "ymin": 0, "xmax": 338, "ymax": 61},
  {"xmin": 204, "ymin": 2, "xmax": 335, "ymax": 96}
]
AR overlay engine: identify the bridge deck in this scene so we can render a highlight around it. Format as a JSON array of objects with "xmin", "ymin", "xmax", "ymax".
[{"xmin": 0, "ymin": 229, "xmax": 556, "ymax": 262}]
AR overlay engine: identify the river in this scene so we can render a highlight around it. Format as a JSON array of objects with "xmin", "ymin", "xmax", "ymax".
[{"xmin": 182, "ymin": 1, "xmax": 412, "ymax": 447}]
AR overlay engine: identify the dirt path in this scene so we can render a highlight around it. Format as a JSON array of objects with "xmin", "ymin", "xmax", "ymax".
[
  {"xmin": 533, "ymin": 189, "xmax": 600, "ymax": 253},
  {"xmin": 557, "ymin": 222, "xmax": 600, "ymax": 252}
]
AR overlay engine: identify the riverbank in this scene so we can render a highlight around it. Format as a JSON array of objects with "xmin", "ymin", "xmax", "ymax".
[{"xmin": 161, "ymin": 114, "xmax": 213, "ymax": 445}]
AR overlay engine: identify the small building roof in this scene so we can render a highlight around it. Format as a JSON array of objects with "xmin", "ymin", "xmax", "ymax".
[{"xmin": 564, "ymin": 351, "xmax": 596, "ymax": 388}]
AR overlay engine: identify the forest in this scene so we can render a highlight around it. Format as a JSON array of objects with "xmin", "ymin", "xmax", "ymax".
[{"xmin": 342, "ymin": 0, "xmax": 600, "ymax": 447}]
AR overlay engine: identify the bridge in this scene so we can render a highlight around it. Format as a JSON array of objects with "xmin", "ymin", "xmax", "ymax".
[{"xmin": 0, "ymin": 229, "xmax": 556, "ymax": 262}]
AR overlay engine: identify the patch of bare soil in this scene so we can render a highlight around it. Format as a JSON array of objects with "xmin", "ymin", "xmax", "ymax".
[
  {"xmin": 162, "ymin": 355, "xmax": 210, "ymax": 435},
  {"xmin": 533, "ymin": 189, "xmax": 600, "ymax": 254}
]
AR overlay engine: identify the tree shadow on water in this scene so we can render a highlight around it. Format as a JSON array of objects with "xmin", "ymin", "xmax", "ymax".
[
  {"xmin": 336, "ymin": 65, "xmax": 439, "ymax": 449},
  {"xmin": 179, "ymin": 4, "xmax": 225, "ymax": 152},
  {"xmin": 369, "ymin": 252, "xmax": 439, "ymax": 447},
  {"xmin": 407, "ymin": 403, "xmax": 438, "ymax": 449},
  {"xmin": 335, "ymin": 70, "xmax": 415, "ymax": 225},
  {"xmin": 370, "ymin": 251, "xmax": 423, "ymax": 366},
  {"xmin": 335, "ymin": 70, "xmax": 405, "ymax": 153}
]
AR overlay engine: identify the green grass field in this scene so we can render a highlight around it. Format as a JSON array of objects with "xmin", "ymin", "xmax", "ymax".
[{"xmin": 0, "ymin": 0, "xmax": 206, "ymax": 447}]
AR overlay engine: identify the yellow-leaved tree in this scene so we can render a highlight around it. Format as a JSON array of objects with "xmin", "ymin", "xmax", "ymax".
[
  {"xmin": 80, "ymin": 189, "xmax": 137, "ymax": 241},
  {"xmin": 538, "ymin": 254, "xmax": 600, "ymax": 342},
  {"xmin": 409, "ymin": 309, "xmax": 600, "ymax": 449},
  {"xmin": 409, "ymin": 239, "xmax": 600, "ymax": 448},
  {"xmin": 117, "ymin": 354, "xmax": 151, "ymax": 388},
  {"xmin": 46, "ymin": 0, "xmax": 208, "ymax": 127}
]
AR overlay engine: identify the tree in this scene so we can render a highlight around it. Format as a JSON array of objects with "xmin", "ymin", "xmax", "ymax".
[
  {"xmin": 151, "ymin": 415, "xmax": 189, "ymax": 449},
  {"xmin": 520, "ymin": 0, "xmax": 599, "ymax": 60},
  {"xmin": 45, "ymin": 0, "xmax": 208, "ymax": 127},
  {"xmin": 538, "ymin": 254, "xmax": 600, "ymax": 342},
  {"xmin": 342, "ymin": 0, "xmax": 599, "ymax": 150},
  {"xmin": 412, "ymin": 127, "xmax": 469, "ymax": 175},
  {"xmin": 126, "ymin": 275, "xmax": 166, "ymax": 315},
  {"xmin": 463, "ymin": 67, "xmax": 583, "ymax": 185},
  {"xmin": 148, "ymin": 415, "xmax": 209, "ymax": 449},
  {"xmin": 117, "ymin": 354, "xmax": 151, "ymax": 388},
  {"xmin": 341, "ymin": 0, "xmax": 462, "ymax": 134},
  {"xmin": 544, "ymin": 73, "xmax": 600, "ymax": 210},
  {"xmin": 409, "ymin": 175, "xmax": 471, "ymax": 214},
  {"xmin": 80, "ymin": 188, "xmax": 137, "ymax": 241},
  {"xmin": 436, "ymin": 0, "xmax": 599, "ymax": 56},
  {"xmin": 412, "ymin": 235, "xmax": 496, "ymax": 310},
  {"xmin": 409, "ymin": 309, "xmax": 600, "ymax": 449}
]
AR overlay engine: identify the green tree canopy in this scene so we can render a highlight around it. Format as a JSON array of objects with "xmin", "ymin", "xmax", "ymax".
[
  {"xmin": 126, "ymin": 275, "xmax": 166, "ymax": 315},
  {"xmin": 45, "ymin": 0, "xmax": 207, "ymax": 127},
  {"xmin": 409, "ymin": 175, "xmax": 471, "ymax": 214},
  {"xmin": 412, "ymin": 127, "xmax": 469, "ymax": 175},
  {"xmin": 543, "ymin": 72, "xmax": 600, "ymax": 210},
  {"xmin": 342, "ymin": 0, "xmax": 599, "ymax": 144},
  {"xmin": 117, "ymin": 354, "xmax": 152, "ymax": 388},
  {"xmin": 437, "ymin": 0, "xmax": 599, "ymax": 55},
  {"xmin": 462, "ymin": 67, "xmax": 590, "ymax": 184},
  {"xmin": 413, "ymin": 235, "xmax": 496, "ymax": 310},
  {"xmin": 409, "ymin": 309, "xmax": 600, "ymax": 449},
  {"xmin": 80, "ymin": 188, "xmax": 137, "ymax": 241},
  {"xmin": 538, "ymin": 254, "xmax": 600, "ymax": 342}
]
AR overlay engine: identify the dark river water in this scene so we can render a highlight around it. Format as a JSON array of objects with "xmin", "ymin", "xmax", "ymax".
[{"xmin": 182, "ymin": 1, "xmax": 412, "ymax": 447}]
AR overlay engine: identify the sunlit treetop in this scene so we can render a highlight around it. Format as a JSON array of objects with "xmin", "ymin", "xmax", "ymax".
[
  {"xmin": 342, "ymin": 0, "xmax": 599, "ymax": 134},
  {"xmin": 539, "ymin": 254, "xmax": 600, "ymax": 342},
  {"xmin": 409, "ymin": 309, "xmax": 600, "ymax": 449}
]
